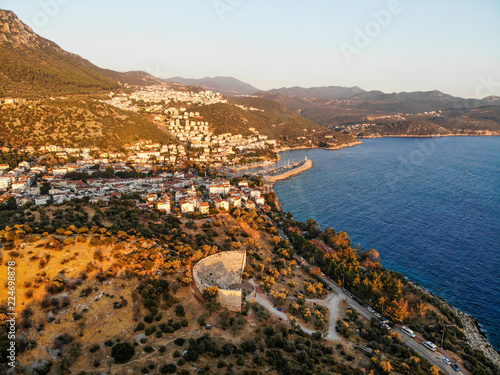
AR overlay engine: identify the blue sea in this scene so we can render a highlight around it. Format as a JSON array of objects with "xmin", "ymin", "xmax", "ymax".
[{"xmin": 270, "ymin": 137, "xmax": 500, "ymax": 349}]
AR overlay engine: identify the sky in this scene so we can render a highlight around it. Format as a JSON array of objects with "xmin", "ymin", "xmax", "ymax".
[{"xmin": 2, "ymin": 0, "xmax": 500, "ymax": 98}]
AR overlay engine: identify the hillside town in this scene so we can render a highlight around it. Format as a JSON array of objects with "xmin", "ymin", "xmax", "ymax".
[
  {"xmin": 0, "ymin": 86, "xmax": 285, "ymax": 215},
  {"xmin": 0, "ymin": 88, "xmax": 277, "ymax": 217},
  {"xmin": 103, "ymin": 86, "xmax": 277, "ymax": 160},
  {"xmin": 0, "ymin": 145, "xmax": 270, "ymax": 217}
]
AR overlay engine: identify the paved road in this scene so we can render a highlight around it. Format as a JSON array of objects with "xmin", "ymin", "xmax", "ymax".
[
  {"xmin": 272, "ymin": 220, "xmax": 466, "ymax": 374},
  {"xmin": 294, "ymin": 255, "xmax": 462, "ymax": 375}
]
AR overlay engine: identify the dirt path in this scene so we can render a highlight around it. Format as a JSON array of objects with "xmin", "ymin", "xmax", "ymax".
[
  {"xmin": 250, "ymin": 279, "xmax": 341, "ymax": 339},
  {"xmin": 305, "ymin": 293, "xmax": 341, "ymax": 341}
]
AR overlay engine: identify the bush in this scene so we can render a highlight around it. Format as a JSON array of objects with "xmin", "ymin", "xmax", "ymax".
[
  {"xmin": 28, "ymin": 235, "xmax": 41, "ymax": 243},
  {"xmin": 175, "ymin": 305, "xmax": 185, "ymax": 317},
  {"xmin": 174, "ymin": 338, "xmax": 185, "ymax": 346},
  {"xmin": 89, "ymin": 344, "xmax": 100, "ymax": 353},
  {"xmin": 63, "ymin": 238, "xmax": 75, "ymax": 246},
  {"xmin": 111, "ymin": 342, "xmax": 135, "ymax": 363},
  {"xmin": 264, "ymin": 326, "xmax": 275, "ymax": 336},
  {"xmin": 145, "ymin": 325, "xmax": 157, "ymax": 336},
  {"xmin": 241, "ymin": 339, "xmax": 257, "ymax": 353},
  {"xmin": 144, "ymin": 346, "xmax": 154, "ymax": 353},
  {"xmin": 54, "ymin": 333, "xmax": 73, "ymax": 348},
  {"xmin": 47, "ymin": 278, "xmax": 65, "ymax": 294},
  {"xmin": 160, "ymin": 363, "xmax": 177, "ymax": 374},
  {"xmin": 104, "ymin": 340, "xmax": 114, "ymax": 347}
]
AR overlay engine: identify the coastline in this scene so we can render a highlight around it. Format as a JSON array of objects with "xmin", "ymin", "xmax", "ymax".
[
  {"xmin": 266, "ymin": 144, "xmax": 500, "ymax": 368},
  {"xmin": 276, "ymin": 140, "xmax": 363, "ymax": 153},
  {"xmin": 407, "ymin": 280, "xmax": 500, "ymax": 367}
]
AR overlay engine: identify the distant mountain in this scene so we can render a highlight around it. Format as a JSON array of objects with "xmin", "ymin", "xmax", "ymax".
[
  {"xmin": 0, "ymin": 9, "xmax": 161, "ymax": 97},
  {"xmin": 258, "ymin": 85, "xmax": 500, "ymax": 135},
  {"xmin": 164, "ymin": 76, "xmax": 259, "ymax": 97},
  {"xmin": 347, "ymin": 89, "xmax": 457, "ymax": 103},
  {"xmin": 260, "ymin": 85, "xmax": 500, "ymax": 109},
  {"xmin": 262, "ymin": 85, "xmax": 365, "ymax": 100}
]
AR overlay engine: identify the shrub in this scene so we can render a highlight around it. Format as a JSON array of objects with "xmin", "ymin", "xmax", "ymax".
[
  {"xmin": 54, "ymin": 333, "xmax": 73, "ymax": 348},
  {"xmin": 145, "ymin": 326, "xmax": 157, "ymax": 336},
  {"xmin": 89, "ymin": 344, "xmax": 100, "ymax": 353},
  {"xmin": 47, "ymin": 278, "xmax": 65, "ymax": 294},
  {"xmin": 63, "ymin": 238, "xmax": 75, "ymax": 246},
  {"xmin": 160, "ymin": 363, "xmax": 177, "ymax": 374},
  {"xmin": 111, "ymin": 342, "xmax": 135, "ymax": 364},
  {"xmin": 175, "ymin": 305, "xmax": 185, "ymax": 317},
  {"xmin": 264, "ymin": 326, "xmax": 275, "ymax": 336},
  {"xmin": 174, "ymin": 338, "xmax": 185, "ymax": 346},
  {"xmin": 28, "ymin": 235, "xmax": 41, "ymax": 243},
  {"xmin": 76, "ymin": 235, "xmax": 87, "ymax": 243}
]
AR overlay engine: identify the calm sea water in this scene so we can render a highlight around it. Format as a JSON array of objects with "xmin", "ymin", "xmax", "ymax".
[{"xmin": 271, "ymin": 137, "xmax": 500, "ymax": 349}]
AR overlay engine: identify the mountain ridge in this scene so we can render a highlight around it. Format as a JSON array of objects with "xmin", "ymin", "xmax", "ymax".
[
  {"xmin": 0, "ymin": 9, "xmax": 161, "ymax": 97},
  {"xmin": 164, "ymin": 76, "xmax": 260, "ymax": 97}
]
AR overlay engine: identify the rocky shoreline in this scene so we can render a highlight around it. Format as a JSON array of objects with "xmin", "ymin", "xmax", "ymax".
[
  {"xmin": 359, "ymin": 133, "xmax": 499, "ymax": 139},
  {"xmin": 277, "ymin": 140, "xmax": 363, "ymax": 153},
  {"xmin": 323, "ymin": 140, "xmax": 363, "ymax": 149},
  {"xmin": 407, "ymin": 281, "xmax": 500, "ymax": 368}
]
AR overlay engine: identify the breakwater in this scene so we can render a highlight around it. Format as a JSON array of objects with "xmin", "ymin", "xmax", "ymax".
[{"xmin": 263, "ymin": 159, "xmax": 313, "ymax": 183}]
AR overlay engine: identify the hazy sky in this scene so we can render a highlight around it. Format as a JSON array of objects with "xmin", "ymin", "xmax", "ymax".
[{"xmin": 3, "ymin": 0, "xmax": 500, "ymax": 98}]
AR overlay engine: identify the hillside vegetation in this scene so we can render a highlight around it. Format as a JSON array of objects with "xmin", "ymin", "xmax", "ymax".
[
  {"xmin": 0, "ymin": 190, "xmax": 497, "ymax": 375},
  {"xmin": 0, "ymin": 98, "xmax": 174, "ymax": 149}
]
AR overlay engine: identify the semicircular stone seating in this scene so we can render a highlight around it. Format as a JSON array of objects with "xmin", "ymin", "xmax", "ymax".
[{"xmin": 192, "ymin": 251, "xmax": 246, "ymax": 311}]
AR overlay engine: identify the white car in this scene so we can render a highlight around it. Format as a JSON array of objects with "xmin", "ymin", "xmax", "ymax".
[
  {"xmin": 367, "ymin": 307, "xmax": 374, "ymax": 313},
  {"xmin": 374, "ymin": 312, "xmax": 381, "ymax": 318},
  {"xmin": 443, "ymin": 357, "xmax": 452, "ymax": 365}
]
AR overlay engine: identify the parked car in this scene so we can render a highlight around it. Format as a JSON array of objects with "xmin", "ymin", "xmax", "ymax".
[
  {"xmin": 451, "ymin": 363, "xmax": 461, "ymax": 372},
  {"xmin": 443, "ymin": 357, "xmax": 452, "ymax": 365},
  {"xmin": 367, "ymin": 307, "xmax": 374, "ymax": 313},
  {"xmin": 374, "ymin": 312, "xmax": 381, "ymax": 318}
]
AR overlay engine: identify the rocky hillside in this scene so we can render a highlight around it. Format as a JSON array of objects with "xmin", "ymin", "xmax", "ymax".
[
  {"xmin": 0, "ymin": 98, "xmax": 173, "ymax": 149},
  {"xmin": 0, "ymin": 9, "xmax": 160, "ymax": 98}
]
